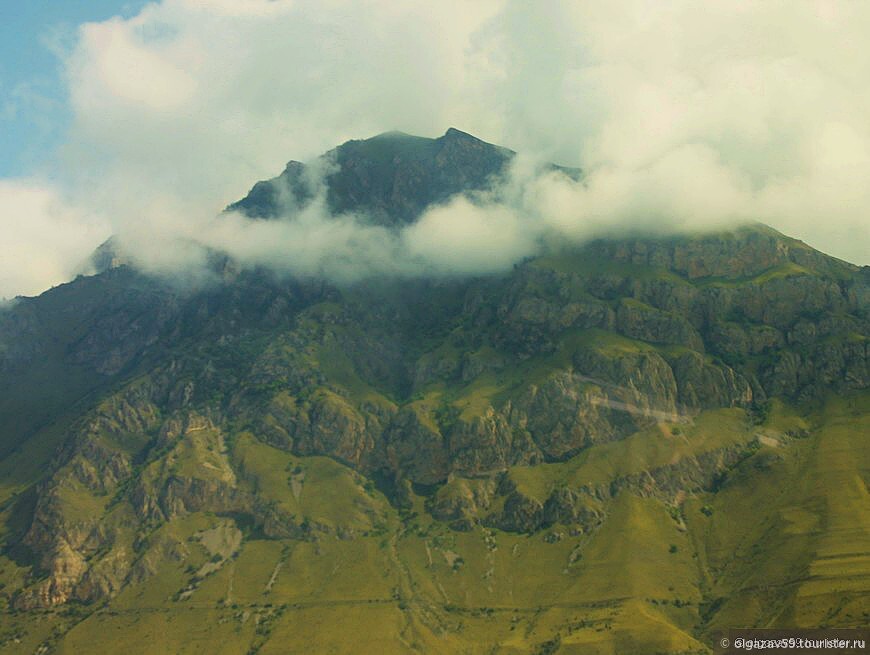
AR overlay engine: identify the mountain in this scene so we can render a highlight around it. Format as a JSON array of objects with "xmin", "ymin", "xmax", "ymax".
[
  {"xmin": 225, "ymin": 128, "xmax": 579, "ymax": 225},
  {"xmin": 0, "ymin": 130, "xmax": 867, "ymax": 654}
]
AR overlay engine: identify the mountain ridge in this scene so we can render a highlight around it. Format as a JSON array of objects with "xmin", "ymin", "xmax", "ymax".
[{"xmin": 0, "ymin": 131, "xmax": 867, "ymax": 654}]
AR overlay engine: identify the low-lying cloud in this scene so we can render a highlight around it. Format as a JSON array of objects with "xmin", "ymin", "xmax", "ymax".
[
  {"xmin": 121, "ymin": 154, "xmax": 759, "ymax": 285},
  {"xmin": 112, "ymin": 163, "xmax": 554, "ymax": 283},
  {"xmin": 2, "ymin": 0, "xmax": 869, "ymax": 297}
]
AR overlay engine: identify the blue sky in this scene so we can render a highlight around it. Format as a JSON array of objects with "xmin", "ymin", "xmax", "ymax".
[{"xmin": 0, "ymin": 0, "xmax": 147, "ymax": 177}]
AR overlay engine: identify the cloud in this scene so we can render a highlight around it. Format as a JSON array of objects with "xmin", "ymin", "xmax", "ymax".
[
  {"xmin": 0, "ymin": 180, "xmax": 109, "ymax": 299},
  {"xmin": 403, "ymin": 196, "xmax": 537, "ymax": 275},
  {"xmin": 170, "ymin": 153, "xmax": 746, "ymax": 285},
  {"xmin": 57, "ymin": 0, "xmax": 501, "ymax": 213},
  {"xmin": 473, "ymin": 0, "xmax": 870, "ymax": 264},
  {"xmin": 2, "ymin": 0, "xmax": 870, "ymax": 296}
]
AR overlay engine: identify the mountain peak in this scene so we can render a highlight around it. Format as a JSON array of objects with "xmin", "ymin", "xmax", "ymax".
[
  {"xmin": 227, "ymin": 128, "xmax": 518, "ymax": 226},
  {"xmin": 368, "ymin": 129, "xmax": 415, "ymax": 140},
  {"xmin": 226, "ymin": 128, "xmax": 583, "ymax": 226},
  {"xmin": 442, "ymin": 126, "xmax": 478, "ymax": 141}
]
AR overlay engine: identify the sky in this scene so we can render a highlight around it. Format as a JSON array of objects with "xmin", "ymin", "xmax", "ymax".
[
  {"xmin": 1, "ymin": 0, "xmax": 869, "ymax": 298},
  {"xmin": 0, "ymin": 1, "xmax": 148, "ymax": 176}
]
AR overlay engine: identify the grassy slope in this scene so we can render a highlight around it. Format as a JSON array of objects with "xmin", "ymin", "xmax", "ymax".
[
  {"xmin": 0, "ymin": 394, "xmax": 861, "ymax": 654},
  {"xmin": 686, "ymin": 394, "xmax": 870, "ymax": 634}
]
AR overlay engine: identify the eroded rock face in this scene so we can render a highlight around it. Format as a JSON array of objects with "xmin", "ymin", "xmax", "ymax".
[
  {"xmin": 615, "ymin": 300, "xmax": 704, "ymax": 351},
  {"xmin": 491, "ymin": 491, "xmax": 544, "ymax": 533},
  {"xmin": 511, "ymin": 373, "xmax": 636, "ymax": 460},
  {"xmin": 671, "ymin": 352, "xmax": 753, "ymax": 410},
  {"xmin": 384, "ymin": 407, "xmax": 449, "ymax": 485},
  {"xmin": 594, "ymin": 230, "xmax": 793, "ymax": 279},
  {"xmin": 293, "ymin": 392, "xmax": 375, "ymax": 467},
  {"xmin": 542, "ymin": 488, "xmax": 602, "ymax": 528},
  {"xmin": 448, "ymin": 408, "xmax": 540, "ymax": 475},
  {"xmin": 15, "ymin": 539, "xmax": 88, "ymax": 609},
  {"xmin": 427, "ymin": 478, "xmax": 496, "ymax": 525},
  {"xmin": 760, "ymin": 340, "xmax": 869, "ymax": 399}
]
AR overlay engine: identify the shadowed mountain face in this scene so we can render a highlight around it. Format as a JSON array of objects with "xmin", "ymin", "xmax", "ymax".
[
  {"xmin": 0, "ymin": 132, "xmax": 868, "ymax": 654},
  {"xmin": 226, "ymin": 127, "xmax": 579, "ymax": 226}
]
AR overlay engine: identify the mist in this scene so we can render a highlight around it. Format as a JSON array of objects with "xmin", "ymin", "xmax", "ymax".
[
  {"xmin": 109, "ymin": 151, "xmax": 771, "ymax": 286},
  {"xmin": 2, "ymin": 0, "xmax": 869, "ymax": 298}
]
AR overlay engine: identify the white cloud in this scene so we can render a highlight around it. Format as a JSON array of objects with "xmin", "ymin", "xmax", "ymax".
[
  {"xmin": 58, "ymin": 0, "xmax": 502, "ymax": 215},
  {"xmin": 175, "ymin": 0, "xmax": 296, "ymax": 18},
  {"xmin": 0, "ymin": 180, "xmax": 109, "ymax": 298},
  {"xmin": 2, "ymin": 0, "xmax": 870, "ymax": 297},
  {"xmin": 404, "ymin": 197, "xmax": 536, "ymax": 275}
]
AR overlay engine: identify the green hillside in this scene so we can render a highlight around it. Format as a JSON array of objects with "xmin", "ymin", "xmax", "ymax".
[
  {"xmin": 0, "ymin": 130, "xmax": 867, "ymax": 653},
  {"xmin": 1, "ymin": 394, "xmax": 865, "ymax": 653}
]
